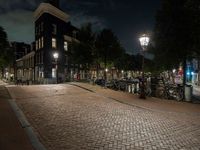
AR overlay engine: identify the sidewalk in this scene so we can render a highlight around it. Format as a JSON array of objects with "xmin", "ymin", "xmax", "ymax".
[
  {"xmin": 71, "ymin": 82, "xmax": 200, "ymax": 115},
  {"xmin": 0, "ymin": 81, "xmax": 34, "ymax": 150}
]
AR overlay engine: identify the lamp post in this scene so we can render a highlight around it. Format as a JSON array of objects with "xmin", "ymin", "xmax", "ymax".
[
  {"xmin": 121, "ymin": 70, "xmax": 124, "ymax": 78},
  {"xmin": 139, "ymin": 34, "xmax": 150, "ymax": 99},
  {"xmin": 104, "ymin": 68, "xmax": 108, "ymax": 87},
  {"xmin": 53, "ymin": 52, "xmax": 59, "ymax": 84}
]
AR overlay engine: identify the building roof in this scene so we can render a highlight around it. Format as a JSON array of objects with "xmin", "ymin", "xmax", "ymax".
[{"xmin": 34, "ymin": 2, "xmax": 70, "ymax": 23}]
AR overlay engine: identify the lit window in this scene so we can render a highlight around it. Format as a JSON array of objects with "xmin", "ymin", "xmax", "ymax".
[
  {"xmin": 41, "ymin": 37, "xmax": 44, "ymax": 48},
  {"xmin": 52, "ymin": 24, "xmax": 57, "ymax": 34},
  {"xmin": 52, "ymin": 68, "xmax": 56, "ymax": 78},
  {"xmin": 39, "ymin": 38, "xmax": 41, "ymax": 49},
  {"xmin": 64, "ymin": 41, "xmax": 68, "ymax": 51},
  {"xmin": 52, "ymin": 38, "xmax": 56, "ymax": 48}
]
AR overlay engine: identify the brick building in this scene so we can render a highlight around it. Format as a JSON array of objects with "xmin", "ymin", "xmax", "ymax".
[{"xmin": 15, "ymin": 0, "xmax": 79, "ymax": 83}]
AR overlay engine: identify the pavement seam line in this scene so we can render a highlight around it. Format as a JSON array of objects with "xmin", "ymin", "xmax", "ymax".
[
  {"xmin": 69, "ymin": 83, "xmax": 157, "ymax": 112},
  {"xmin": 5, "ymin": 86, "xmax": 46, "ymax": 150}
]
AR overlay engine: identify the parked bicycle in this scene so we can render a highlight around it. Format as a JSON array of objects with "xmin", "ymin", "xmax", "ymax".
[{"xmin": 157, "ymin": 83, "xmax": 184, "ymax": 101}]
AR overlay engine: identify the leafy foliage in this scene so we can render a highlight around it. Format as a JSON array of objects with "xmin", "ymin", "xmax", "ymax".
[
  {"xmin": 70, "ymin": 23, "xmax": 95, "ymax": 69},
  {"xmin": 95, "ymin": 29, "xmax": 124, "ymax": 68},
  {"xmin": 0, "ymin": 26, "xmax": 13, "ymax": 69},
  {"xmin": 152, "ymin": 0, "xmax": 200, "ymax": 70}
]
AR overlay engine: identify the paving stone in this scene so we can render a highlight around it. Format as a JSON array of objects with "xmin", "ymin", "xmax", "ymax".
[{"xmin": 7, "ymin": 84, "xmax": 200, "ymax": 150}]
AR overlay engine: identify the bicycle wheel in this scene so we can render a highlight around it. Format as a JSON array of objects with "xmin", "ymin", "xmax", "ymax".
[
  {"xmin": 145, "ymin": 88, "xmax": 152, "ymax": 97},
  {"xmin": 175, "ymin": 89, "xmax": 184, "ymax": 101},
  {"xmin": 156, "ymin": 88, "xmax": 165, "ymax": 99}
]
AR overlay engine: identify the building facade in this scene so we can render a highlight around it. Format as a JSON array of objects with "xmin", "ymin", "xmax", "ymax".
[
  {"xmin": 16, "ymin": 51, "xmax": 35, "ymax": 83},
  {"xmin": 33, "ymin": 0, "xmax": 78, "ymax": 83}
]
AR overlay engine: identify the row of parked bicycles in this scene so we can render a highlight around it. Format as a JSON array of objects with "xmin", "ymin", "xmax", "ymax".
[{"xmin": 94, "ymin": 77, "xmax": 184, "ymax": 101}]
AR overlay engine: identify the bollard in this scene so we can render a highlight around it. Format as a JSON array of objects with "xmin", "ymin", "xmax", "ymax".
[{"xmin": 184, "ymin": 84, "xmax": 193, "ymax": 102}]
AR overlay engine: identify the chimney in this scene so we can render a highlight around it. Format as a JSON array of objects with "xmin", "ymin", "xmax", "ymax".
[{"xmin": 48, "ymin": 0, "xmax": 60, "ymax": 8}]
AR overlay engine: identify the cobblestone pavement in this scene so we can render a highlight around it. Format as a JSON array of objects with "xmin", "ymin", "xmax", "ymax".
[
  {"xmin": 7, "ymin": 84, "xmax": 200, "ymax": 150},
  {"xmin": 71, "ymin": 82, "xmax": 200, "ymax": 115}
]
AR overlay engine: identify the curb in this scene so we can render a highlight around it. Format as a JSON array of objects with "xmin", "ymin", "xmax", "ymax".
[
  {"xmin": 6, "ymin": 86, "xmax": 46, "ymax": 150},
  {"xmin": 69, "ymin": 83, "xmax": 162, "ymax": 112}
]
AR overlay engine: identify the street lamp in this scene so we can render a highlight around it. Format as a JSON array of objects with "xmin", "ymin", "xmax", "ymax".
[
  {"xmin": 53, "ymin": 52, "xmax": 59, "ymax": 84},
  {"xmin": 104, "ymin": 68, "xmax": 108, "ymax": 87},
  {"xmin": 121, "ymin": 70, "xmax": 124, "ymax": 78},
  {"xmin": 139, "ymin": 34, "xmax": 150, "ymax": 99}
]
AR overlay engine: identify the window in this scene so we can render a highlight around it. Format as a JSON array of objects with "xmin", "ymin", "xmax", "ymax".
[
  {"xmin": 38, "ymin": 52, "xmax": 40, "ymax": 64},
  {"xmin": 41, "ymin": 51, "xmax": 43, "ymax": 64},
  {"xmin": 39, "ymin": 38, "xmax": 41, "ymax": 49},
  {"xmin": 41, "ymin": 37, "xmax": 44, "ymax": 48},
  {"xmin": 52, "ymin": 68, "xmax": 56, "ymax": 78},
  {"xmin": 41, "ymin": 22, "xmax": 43, "ymax": 32},
  {"xmin": 36, "ymin": 53, "xmax": 38, "ymax": 64},
  {"xmin": 32, "ymin": 56, "xmax": 34, "ymax": 67},
  {"xmin": 36, "ymin": 40, "xmax": 38, "ymax": 50},
  {"xmin": 72, "ymin": 30, "xmax": 77, "ymax": 38},
  {"xmin": 64, "ymin": 41, "xmax": 68, "ymax": 51},
  {"xmin": 52, "ymin": 38, "xmax": 56, "ymax": 48},
  {"xmin": 52, "ymin": 24, "xmax": 57, "ymax": 34},
  {"xmin": 65, "ymin": 55, "xmax": 68, "ymax": 64},
  {"xmin": 38, "ymin": 24, "xmax": 40, "ymax": 35}
]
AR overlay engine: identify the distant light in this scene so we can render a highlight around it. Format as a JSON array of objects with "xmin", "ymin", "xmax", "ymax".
[
  {"xmin": 191, "ymin": 72, "xmax": 194, "ymax": 75},
  {"xmin": 53, "ymin": 52, "xmax": 59, "ymax": 59},
  {"xmin": 172, "ymin": 69, "xmax": 176, "ymax": 73},
  {"xmin": 105, "ymin": 68, "xmax": 108, "ymax": 72},
  {"xmin": 121, "ymin": 70, "xmax": 124, "ymax": 73},
  {"xmin": 187, "ymin": 72, "xmax": 190, "ymax": 75}
]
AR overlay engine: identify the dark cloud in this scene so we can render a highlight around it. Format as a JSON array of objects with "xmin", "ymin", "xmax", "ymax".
[
  {"xmin": 0, "ymin": 9, "xmax": 34, "ymax": 43},
  {"xmin": 0, "ymin": 0, "xmax": 161, "ymax": 54}
]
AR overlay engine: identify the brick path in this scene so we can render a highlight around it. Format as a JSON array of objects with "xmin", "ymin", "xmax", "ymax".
[{"xmin": 7, "ymin": 84, "xmax": 200, "ymax": 150}]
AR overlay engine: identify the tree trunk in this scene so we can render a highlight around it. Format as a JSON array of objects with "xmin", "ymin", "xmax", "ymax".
[
  {"xmin": 96, "ymin": 63, "xmax": 99, "ymax": 79},
  {"xmin": 183, "ymin": 58, "xmax": 187, "ymax": 85},
  {"xmin": 104, "ymin": 55, "xmax": 107, "ymax": 81}
]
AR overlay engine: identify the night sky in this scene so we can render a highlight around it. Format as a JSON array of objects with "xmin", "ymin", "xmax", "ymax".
[{"xmin": 0, "ymin": 0, "xmax": 161, "ymax": 54}]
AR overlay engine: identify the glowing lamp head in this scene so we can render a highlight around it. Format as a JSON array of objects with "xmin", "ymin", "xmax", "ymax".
[
  {"xmin": 121, "ymin": 70, "xmax": 124, "ymax": 73},
  {"xmin": 105, "ymin": 68, "xmax": 108, "ymax": 72},
  {"xmin": 139, "ymin": 34, "xmax": 150, "ymax": 50},
  {"xmin": 53, "ymin": 52, "xmax": 59, "ymax": 59}
]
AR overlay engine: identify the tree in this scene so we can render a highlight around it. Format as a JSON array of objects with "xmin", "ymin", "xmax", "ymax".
[
  {"xmin": 70, "ymin": 23, "xmax": 96, "ymax": 77},
  {"xmin": 96, "ymin": 30, "xmax": 123, "ymax": 70},
  {"xmin": 152, "ymin": 0, "xmax": 200, "ymax": 84},
  {"xmin": 95, "ymin": 29, "xmax": 124, "ymax": 79},
  {"xmin": 0, "ymin": 26, "xmax": 13, "ymax": 78}
]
